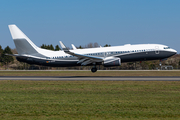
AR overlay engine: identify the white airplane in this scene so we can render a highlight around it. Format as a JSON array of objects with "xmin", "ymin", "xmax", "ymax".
[{"xmin": 8, "ymin": 24, "xmax": 177, "ymax": 72}]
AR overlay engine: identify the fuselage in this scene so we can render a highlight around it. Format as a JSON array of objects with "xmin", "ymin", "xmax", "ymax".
[
  {"xmin": 8, "ymin": 24, "xmax": 177, "ymax": 70},
  {"xmin": 16, "ymin": 44, "xmax": 177, "ymax": 67}
]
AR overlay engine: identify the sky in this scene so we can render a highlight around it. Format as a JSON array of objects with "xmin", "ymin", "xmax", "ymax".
[{"xmin": 0, "ymin": 0, "xmax": 180, "ymax": 53}]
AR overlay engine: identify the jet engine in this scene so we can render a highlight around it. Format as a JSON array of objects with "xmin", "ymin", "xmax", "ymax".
[{"xmin": 103, "ymin": 57, "xmax": 121, "ymax": 67}]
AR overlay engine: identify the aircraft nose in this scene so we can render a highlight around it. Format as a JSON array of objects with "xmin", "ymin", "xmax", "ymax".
[{"xmin": 171, "ymin": 49, "xmax": 177, "ymax": 55}]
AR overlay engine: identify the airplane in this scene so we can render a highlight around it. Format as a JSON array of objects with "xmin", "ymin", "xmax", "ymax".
[{"xmin": 8, "ymin": 24, "xmax": 177, "ymax": 72}]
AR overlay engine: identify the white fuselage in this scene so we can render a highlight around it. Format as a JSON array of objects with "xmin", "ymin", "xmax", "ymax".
[{"xmin": 8, "ymin": 24, "xmax": 177, "ymax": 69}]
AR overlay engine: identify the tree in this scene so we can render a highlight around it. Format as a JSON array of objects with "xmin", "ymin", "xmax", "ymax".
[
  {"xmin": 94, "ymin": 42, "xmax": 99, "ymax": 48},
  {"xmin": 104, "ymin": 44, "xmax": 111, "ymax": 47},
  {"xmin": 0, "ymin": 45, "xmax": 3, "ymax": 55},
  {"xmin": 78, "ymin": 45, "xmax": 83, "ymax": 49},
  {"xmin": 41, "ymin": 44, "xmax": 59, "ymax": 51},
  {"xmin": 0, "ymin": 45, "xmax": 3, "ymax": 67},
  {"xmin": 87, "ymin": 43, "xmax": 93, "ymax": 48},
  {"xmin": 50, "ymin": 44, "xmax": 54, "ymax": 50},
  {"xmin": 41, "ymin": 44, "xmax": 45, "ymax": 49},
  {"xmin": 55, "ymin": 45, "xmax": 61, "ymax": 51},
  {"xmin": 1, "ymin": 46, "xmax": 14, "ymax": 69},
  {"xmin": 46, "ymin": 45, "xmax": 50, "ymax": 50},
  {"xmin": 85, "ymin": 42, "xmax": 100, "ymax": 48}
]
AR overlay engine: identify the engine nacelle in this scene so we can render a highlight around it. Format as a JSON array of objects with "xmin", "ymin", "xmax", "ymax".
[{"xmin": 103, "ymin": 57, "xmax": 121, "ymax": 67}]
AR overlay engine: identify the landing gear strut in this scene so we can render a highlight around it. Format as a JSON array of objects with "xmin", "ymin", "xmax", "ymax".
[
  {"xmin": 159, "ymin": 60, "xmax": 162, "ymax": 70},
  {"xmin": 91, "ymin": 66, "xmax": 97, "ymax": 73}
]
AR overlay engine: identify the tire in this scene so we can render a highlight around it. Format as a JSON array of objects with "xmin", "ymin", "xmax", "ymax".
[{"xmin": 91, "ymin": 67, "xmax": 97, "ymax": 73}]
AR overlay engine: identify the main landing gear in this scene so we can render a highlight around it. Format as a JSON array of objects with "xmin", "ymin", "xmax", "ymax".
[{"xmin": 91, "ymin": 66, "xmax": 97, "ymax": 73}]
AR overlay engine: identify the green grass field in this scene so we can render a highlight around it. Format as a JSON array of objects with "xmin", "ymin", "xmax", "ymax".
[
  {"xmin": 0, "ymin": 80, "xmax": 180, "ymax": 120},
  {"xmin": 0, "ymin": 70, "xmax": 180, "ymax": 76}
]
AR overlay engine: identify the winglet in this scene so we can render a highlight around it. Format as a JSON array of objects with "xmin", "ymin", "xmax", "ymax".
[
  {"xmin": 71, "ymin": 44, "xmax": 77, "ymax": 50},
  {"xmin": 59, "ymin": 41, "xmax": 69, "ymax": 52}
]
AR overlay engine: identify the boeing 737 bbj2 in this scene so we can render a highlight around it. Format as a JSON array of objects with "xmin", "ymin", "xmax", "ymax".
[{"xmin": 8, "ymin": 25, "xmax": 177, "ymax": 72}]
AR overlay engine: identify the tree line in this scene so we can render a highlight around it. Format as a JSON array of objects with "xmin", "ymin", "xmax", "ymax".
[
  {"xmin": 41, "ymin": 44, "xmax": 61, "ymax": 51},
  {"xmin": 40, "ymin": 43, "xmax": 111, "ymax": 50},
  {"xmin": 0, "ymin": 45, "xmax": 14, "ymax": 69},
  {"xmin": 0, "ymin": 43, "xmax": 180, "ymax": 70}
]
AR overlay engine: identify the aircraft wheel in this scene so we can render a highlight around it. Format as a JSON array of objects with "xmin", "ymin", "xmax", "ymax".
[{"xmin": 91, "ymin": 67, "xmax": 97, "ymax": 73}]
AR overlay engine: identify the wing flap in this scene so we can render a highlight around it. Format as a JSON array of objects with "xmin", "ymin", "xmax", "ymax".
[{"xmin": 81, "ymin": 59, "xmax": 92, "ymax": 66}]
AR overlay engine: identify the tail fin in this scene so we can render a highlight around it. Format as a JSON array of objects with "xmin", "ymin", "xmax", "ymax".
[{"xmin": 8, "ymin": 25, "xmax": 38, "ymax": 55}]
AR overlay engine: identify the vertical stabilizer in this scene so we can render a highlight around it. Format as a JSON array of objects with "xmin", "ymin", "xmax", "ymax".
[{"xmin": 8, "ymin": 25, "xmax": 38, "ymax": 55}]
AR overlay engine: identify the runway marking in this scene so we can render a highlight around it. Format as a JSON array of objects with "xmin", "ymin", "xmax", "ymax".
[{"xmin": 0, "ymin": 76, "xmax": 180, "ymax": 81}]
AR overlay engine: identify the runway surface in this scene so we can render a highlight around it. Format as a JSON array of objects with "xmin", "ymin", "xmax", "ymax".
[{"xmin": 0, "ymin": 76, "xmax": 180, "ymax": 81}]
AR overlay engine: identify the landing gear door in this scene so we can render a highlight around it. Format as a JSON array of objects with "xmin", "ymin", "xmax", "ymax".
[{"xmin": 155, "ymin": 46, "xmax": 159, "ymax": 54}]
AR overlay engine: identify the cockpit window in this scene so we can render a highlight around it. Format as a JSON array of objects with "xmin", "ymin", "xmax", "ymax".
[{"xmin": 164, "ymin": 47, "xmax": 170, "ymax": 49}]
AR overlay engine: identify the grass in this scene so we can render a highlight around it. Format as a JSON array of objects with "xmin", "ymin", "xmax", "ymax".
[
  {"xmin": 0, "ymin": 70, "xmax": 180, "ymax": 76},
  {"xmin": 0, "ymin": 81, "xmax": 180, "ymax": 119}
]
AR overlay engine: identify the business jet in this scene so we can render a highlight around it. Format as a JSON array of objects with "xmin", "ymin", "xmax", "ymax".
[{"xmin": 8, "ymin": 24, "xmax": 177, "ymax": 72}]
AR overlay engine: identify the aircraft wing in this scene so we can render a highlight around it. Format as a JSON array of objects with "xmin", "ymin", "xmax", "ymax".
[{"xmin": 59, "ymin": 41, "xmax": 103, "ymax": 65}]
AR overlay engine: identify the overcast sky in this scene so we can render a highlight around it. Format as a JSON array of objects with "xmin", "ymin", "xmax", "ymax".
[{"xmin": 0, "ymin": 0, "xmax": 180, "ymax": 53}]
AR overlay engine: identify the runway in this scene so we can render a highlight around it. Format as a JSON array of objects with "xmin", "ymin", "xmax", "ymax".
[{"xmin": 0, "ymin": 76, "xmax": 180, "ymax": 81}]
